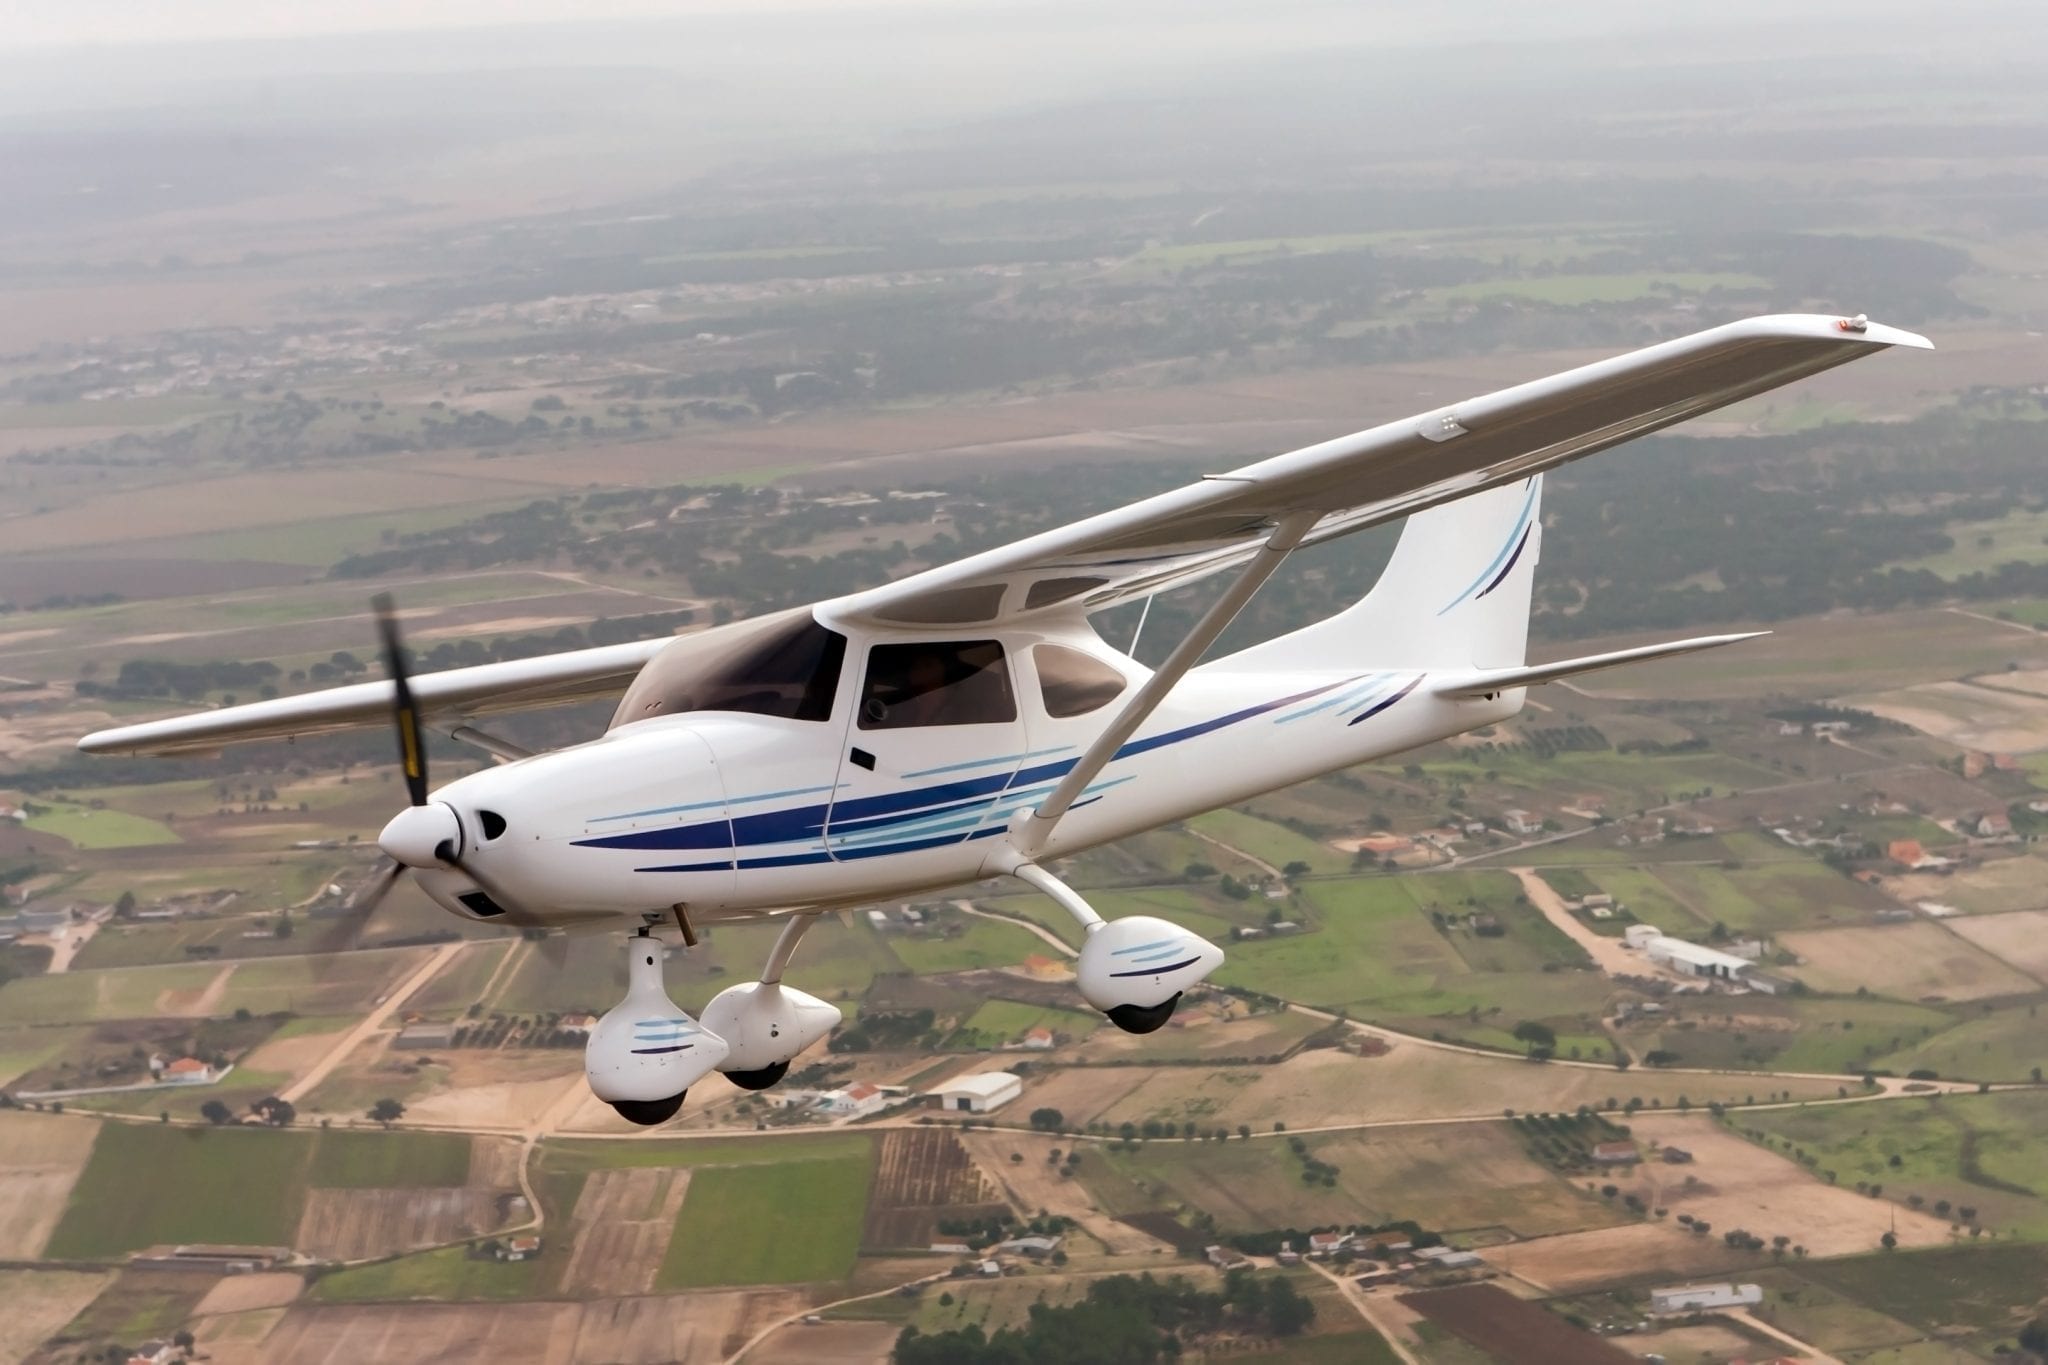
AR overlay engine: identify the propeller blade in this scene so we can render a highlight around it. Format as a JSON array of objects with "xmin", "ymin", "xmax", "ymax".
[
  {"xmin": 371, "ymin": 593, "xmax": 430, "ymax": 808},
  {"xmin": 310, "ymin": 856, "xmax": 403, "ymax": 967}
]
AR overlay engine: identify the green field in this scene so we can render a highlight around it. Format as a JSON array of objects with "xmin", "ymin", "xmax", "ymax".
[
  {"xmin": 885, "ymin": 917, "xmax": 1047, "ymax": 975},
  {"xmin": 45, "ymin": 1123, "xmax": 312, "ymax": 1256},
  {"xmin": 1191, "ymin": 809, "xmax": 1352, "ymax": 876},
  {"xmin": 657, "ymin": 1151, "xmax": 874, "ymax": 1287},
  {"xmin": 1790, "ymin": 1243, "xmax": 2048, "ymax": 1345},
  {"xmin": 24, "ymin": 803, "xmax": 181, "ymax": 849},
  {"xmin": 1083, "ymin": 1123, "xmax": 1620, "ymax": 1240},
  {"xmin": 952, "ymin": 998, "xmax": 1098, "ymax": 1049},
  {"xmin": 310, "ymin": 1244, "xmax": 541, "ymax": 1301},
  {"xmin": 541, "ymin": 1131, "xmax": 874, "ymax": 1174},
  {"xmin": 1739, "ymin": 1091, "xmax": 2048, "ymax": 1240},
  {"xmin": 308, "ymin": 1129, "xmax": 470, "ymax": 1188},
  {"xmin": 1891, "ymin": 507, "xmax": 2048, "ymax": 579},
  {"xmin": 44, "ymin": 1122, "xmax": 481, "ymax": 1258},
  {"xmin": 1877, "ymin": 1005, "xmax": 2048, "ymax": 1083}
]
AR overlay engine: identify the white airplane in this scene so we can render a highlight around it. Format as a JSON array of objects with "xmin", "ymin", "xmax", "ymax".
[{"xmin": 81, "ymin": 314, "xmax": 1927, "ymax": 1123}]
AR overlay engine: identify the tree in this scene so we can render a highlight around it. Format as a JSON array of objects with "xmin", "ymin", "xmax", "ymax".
[
  {"xmin": 1881, "ymin": 1231, "xmax": 1898, "ymax": 1251},
  {"xmin": 200, "ymin": 1099, "xmax": 233, "ymax": 1125},
  {"xmin": 1512, "ymin": 1021, "xmax": 1557, "ymax": 1052},
  {"xmin": 1264, "ymin": 1276, "xmax": 1316, "ymax": 1336},
  {"xmin": 253, "ymin": 1095, "xmax": 296, "ymax": 1127},
  {"xmin": 369, "ymin": 1097, "xmax": 405, "ymax": 1126},
  {"xmin": 1029, "ymin": 1107, "xmax": 1065, "ymax": 1132}
]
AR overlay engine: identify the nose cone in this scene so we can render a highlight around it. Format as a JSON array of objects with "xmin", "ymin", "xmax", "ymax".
[{"xmin": 379, "ymin": 802, "xmax": 463, "ymax": 868}]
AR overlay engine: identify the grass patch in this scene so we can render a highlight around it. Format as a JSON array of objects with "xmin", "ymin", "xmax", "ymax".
[
  {"xmin": 1738, "ymin": 1090, "xmax": 2048, "ymax": 1240},
  {"xmin": 311, "ymin": 1244, "xmax": 540, "ymax": 1301},
  {"xmin": 308, "ymin": 1129, "xmax": 470, "ymax": 1188},
  {"xmin": 46, "ymin": 1122, "xmax": 309, "ymax": 1257},
  {"xmin": 23, "ymin": 803, "xmax": 180, "ymax": 849},
  {"xmin": 541, "ymin": 1131, "xmax": 873, "ymax": 1174},
  {"xmin": 658, "ymin": 1152, "xmax": 874, "ymax": 1287}
]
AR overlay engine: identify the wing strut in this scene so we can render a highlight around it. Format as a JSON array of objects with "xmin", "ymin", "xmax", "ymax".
[{"xmin": 1006, "ymin": 509, "xmax": 1318, "ymax": 860}]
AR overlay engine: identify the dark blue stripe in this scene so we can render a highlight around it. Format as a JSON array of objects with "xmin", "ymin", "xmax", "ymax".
[
  {"xmin": 1111, "ymin": 956, "xmax": 1201, "ymax": 978},
  {"xmin": 1348, "ymin": 674, "xmax": 1424, "ymax": 725},
  {"xmin": 1475, "ymin": 525, "xmax": 1532, "ymax": 600},
  {"xmin": 581, "ymin": 677, "xmax": 1358, "ymax": 855},
  {"xmin": 630, "ymin": 1044, "xmax": 694, "ymax": 1054}
]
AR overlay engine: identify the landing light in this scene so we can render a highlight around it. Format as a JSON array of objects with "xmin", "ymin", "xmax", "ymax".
[{"xmin": 1837, "ymin": 314, "xmax": 1869, "ymax": 333}]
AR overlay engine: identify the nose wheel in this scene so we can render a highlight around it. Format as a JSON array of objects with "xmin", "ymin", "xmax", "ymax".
[{"xmin": 609, "ymin": 1092, "xmax": 688, "ymax": 1126}]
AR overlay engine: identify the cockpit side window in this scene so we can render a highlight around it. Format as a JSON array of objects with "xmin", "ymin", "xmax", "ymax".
[
  {"xmin": 1032, "ymin": 643, "xmax": 1128, "ymax": 718},
  {"xmin": 858, "ymin": 640, "xmax": 1015, "ymax": 730},
  {"xmin": 611, "ymin": 610, "xmax": 846, "ymax": 727}
]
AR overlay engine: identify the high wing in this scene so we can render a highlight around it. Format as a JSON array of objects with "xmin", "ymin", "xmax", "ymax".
[
  {"xmin": 825, "ymin": 314, "xmax": 1930, "ymax": 629},
  {"xmin": 79, "ymin": 313, "xmax": 1925, "ymax": 760},
  {"xmin": 77, "ymin": 638, "xmax": 669, "ymax": 757}
]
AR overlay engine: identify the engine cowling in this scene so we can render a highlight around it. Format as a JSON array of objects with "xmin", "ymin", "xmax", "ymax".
[
  {"xmin": 698, "ymin": 980, "xmax": 842, "ymax": 1074},
  {"xmin": 1075, "ymin": 914, "xmax": 1225, "ymax": 1013},
  {"xmin": 585, "ymin": 939, "xmax": 729, "ymax": 1124}
]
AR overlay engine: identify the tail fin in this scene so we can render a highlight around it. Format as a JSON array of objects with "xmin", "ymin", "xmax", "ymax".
[{"xmin": 1220, "ymin": 476, "xmax": 1542, "ymax": 672}]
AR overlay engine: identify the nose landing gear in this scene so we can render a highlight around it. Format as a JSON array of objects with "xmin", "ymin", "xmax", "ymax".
[{"xmin": 584, "ymin": 928, "xmax": 729, "ymax": 1126}]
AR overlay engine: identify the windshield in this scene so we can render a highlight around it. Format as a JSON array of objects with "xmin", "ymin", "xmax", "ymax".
[{"xmin": 610, "ymin": 609, "xmax": 847, "ymax": 728}]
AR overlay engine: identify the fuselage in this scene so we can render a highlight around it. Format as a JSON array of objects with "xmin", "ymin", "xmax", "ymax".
[{"xmin": 411, "ymin": 607, "xmax": 1522, "ymax": 928}]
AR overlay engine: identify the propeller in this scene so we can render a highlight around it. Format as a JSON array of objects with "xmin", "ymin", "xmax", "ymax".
[{"xmin": 319, "ymin": 595, "xmax": 567, "ymax": 965}]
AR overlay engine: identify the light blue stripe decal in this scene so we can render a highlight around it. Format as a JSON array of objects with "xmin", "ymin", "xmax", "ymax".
[
  {"xmin": 1112, "ymin": 937, "xmax": 1179, "ymax": 956},
  {"xmin": 1437, "ymin": 478, "xmax": 1538, "ymax": 617},
  {"xmin": 590, "ymin": 784, "xmax": 844, "ymax": 825},
  {"xmin": 1276, "ymin": 673, "xmax": 1389, "ymax": 724},
  {"xmin": 1127, "ymin": 946, "xmax": 1188, "ymax": 964},
  {"xmin": 902, "ymin": 746, "xmax": 1077, "ymax": 779}
]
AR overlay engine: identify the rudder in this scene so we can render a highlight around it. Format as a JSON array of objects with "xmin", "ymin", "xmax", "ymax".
[{"xmin": 1218, "ymin": 476, "xmax": 1542, "ymax": 672}]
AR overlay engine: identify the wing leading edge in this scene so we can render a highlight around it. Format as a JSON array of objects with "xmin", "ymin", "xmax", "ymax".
[
  {"xmin": 77, "ymin": 638, "xmax": 669, "ymax": 757},
  {"xmin": 825, "ymin": 314, "xmax": 1929, "ymax": 629}
]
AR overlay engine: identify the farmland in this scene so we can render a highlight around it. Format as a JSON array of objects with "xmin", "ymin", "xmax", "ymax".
[
  {"xmin": 1084, "ymin": 1122, "xmax": 1622, "ymax": 1240},
  {"xmin": 1736, "ymin": 1091, "xmax": 2048, "ymax": 1241},
  {"xmin": 42, "ymin": 1122, "xmax": 496, "ymax": 1260},
  {"xmin": 658, "ymin": 1152, "xmax": 875, "ymax": 1288}
]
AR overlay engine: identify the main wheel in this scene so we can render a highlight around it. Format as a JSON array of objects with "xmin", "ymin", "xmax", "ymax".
[
  {"xmin": 722, "ymin": 1060, "xmax": 790, "ymax": 1092},
  {"xmin": 1104, "ymin": 992, "xmax": 1181, "ymax": 1035},
  {"xmin": 609, "ymin": 1091, "xmax": 687, "ymax": 1126}
]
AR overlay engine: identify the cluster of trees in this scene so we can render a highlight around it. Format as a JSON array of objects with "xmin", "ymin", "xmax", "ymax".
[
  {"xmin": 1511, "ymin": 1109, "xmax": 1632, "ymax": 1173},
  {"xmin": 831, "ymin": 1008, "xmax": 939, "ymax": 1053},
  {"xmin": 894, "ymin": 1270, "xmax": 1313, "ymax": 1364}
]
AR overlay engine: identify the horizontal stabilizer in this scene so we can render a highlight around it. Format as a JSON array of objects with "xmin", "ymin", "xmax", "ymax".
[{"xmin": 1430, "ymin": 632, "xmax": 1768, "ymax": 699}]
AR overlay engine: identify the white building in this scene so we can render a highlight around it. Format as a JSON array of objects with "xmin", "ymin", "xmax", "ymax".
[
  {"xmin": 1646, "ymin": 936, "xmax": 1755, "ymax": 983},
  {"xmin": 930, "ymin": 1071, "xmax": 1022, "ymax": 1113},
  {"xmin": 1624, "ymin": 923, "xmax": 1663, "ymax": 950},
  {"xmin": 1503, "ymin": 809, "xmax": 1542, "ymax": 836},
  {"xmin": 1650, "ymin": 1283, "xmax": 1763, "ymax": 1314}
]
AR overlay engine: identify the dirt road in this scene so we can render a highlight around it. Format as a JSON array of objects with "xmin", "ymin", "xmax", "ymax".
[
  {"xmin": 279, "ymin": 941, "xmax": 465, "ymax": 1104},
  {"xmin": 1510, "ymin": 867, "xmax": 1647, "ymax": 977}
]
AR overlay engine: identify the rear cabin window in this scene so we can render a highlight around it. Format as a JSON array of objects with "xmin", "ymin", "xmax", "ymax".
[
  {"xmin": 858, "ymin": 641, "xmax": 1016, "ymax": 729},
  {"xmin": 611, "ymin": 610, "xmax": 846, "ymax": 727},
  {"xmin": 1033, "ymin": 643, "xmax": 1128, "ymax": 718}
]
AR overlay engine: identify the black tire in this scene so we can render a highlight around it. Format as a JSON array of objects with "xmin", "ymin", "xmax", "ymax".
[
  {"xmin": 609, "ymin": 1091, "xmax": 687, "ymax": 1126},
  {"xmin": 723, "ymin": 1060, "xmax": 791, "ymax": 1092},
  {"xmin": 1105, "ymin": 992, "xmax": 1181, "ymax": 1035}
]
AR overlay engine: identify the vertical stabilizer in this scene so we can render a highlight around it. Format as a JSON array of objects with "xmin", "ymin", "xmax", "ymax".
[{"xmin": 1217, "ymin": 476, "xmax": 1542, "ymax": 672}]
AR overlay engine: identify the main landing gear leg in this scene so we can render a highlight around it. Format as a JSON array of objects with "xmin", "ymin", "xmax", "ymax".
[
  {"xmin": 1005, "ymin": 861, "xmax": 1225, "ymax": 1036},
  {"xmin": 700, "ymin": 913, "xmax": 842, "ymax": 1091}
]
